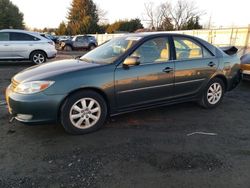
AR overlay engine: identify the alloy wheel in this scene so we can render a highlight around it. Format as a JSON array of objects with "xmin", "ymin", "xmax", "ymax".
[
  {"xmin": 65, "ymin": 45, "xmax": 72, "ymax": 51},
  {"xmin": 69, "ymin": 98, "xmax": 101, "ymax": 129},
  {"xmin": 207, "ymin": 83, "xmax": 222, "ymax": 105},
  {"xmin": 33, "ymin": 53, "xmax": 45, "ymax": 64}
]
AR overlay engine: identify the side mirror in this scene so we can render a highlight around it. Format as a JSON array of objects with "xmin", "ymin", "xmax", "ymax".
[{"xmin": 123, "ymin": 56, "xmax": 140, "ymax": 67}]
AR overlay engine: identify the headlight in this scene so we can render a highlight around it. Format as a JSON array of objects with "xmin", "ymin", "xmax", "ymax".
[{"xmin": 14, "ymin": 81, "xmax": 55, "ymax": 94}]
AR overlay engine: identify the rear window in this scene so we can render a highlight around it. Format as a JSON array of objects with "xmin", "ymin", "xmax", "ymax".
[
  {"xmin": 10, "ymin": 32, "xmax": 40, "ymax": 41},
  {"xmin": 76, "ymin": 36, "xmax": 88, "ymax": 42},
  {"xmin": 0, "ymin": 32, "xmax": 10, "ymax": 41},
  {"xmin": 87, "ymin": 36, "xmax": 96, "ymax": 41}
]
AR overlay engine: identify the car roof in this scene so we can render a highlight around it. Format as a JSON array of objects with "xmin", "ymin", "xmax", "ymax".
[
  {"xmin": 0, "ymin": 29, "xmax": 40, "ymax": 35},
  {"xmin": 75, "ymin": 35, "xmax": 94, "ymax": 37},
  {"xmin": 121, "ymin": 32, "xmax": 198, "ymax": 38},
  {"xmin": 120, "ymin": 32, "xmax": 222, "ymax": 57},
  {"xmin": 0, "ymin": 29, "xmax": 50, "ymax": 41},
  {"xmin": 117, "ymin": 32, "xmax": 209, "ymax": 43}
]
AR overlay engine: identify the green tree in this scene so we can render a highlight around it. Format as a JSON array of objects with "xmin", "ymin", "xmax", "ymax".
[
  {"xmin": 43, "ymin": 27, "xmax": 48, "ymax": 33},
  {"xmin": 106, "ymin": 19, "xmax": 144, "ymax": 33},
  {"xmin": 0, "ymin": 0, "xmax": 24, "ymax": 29},
  {"xmin": 124, "ymin": 19, "xmax": 144, "ymax": 32},
  {"xmin": 67, "ymin": 0, "xmax": 99, "ymax": 34},
  {"xmin": 181, "ymin": 16, "xmax": 202, "ymax": 30},
  {"xmin": 57, "ymin": 21, "xmax": 67, "ymax": 35},
  {"xmin": 98, "ymin": 24, "xmax": 109, "ymax": 34},
  {"xmin": 106, "ymin": 21, "xmax": 122, "ymax": 33},
  {"xmin": 159, "ymin": 17, "xmax": 174, "ymax": 31}
]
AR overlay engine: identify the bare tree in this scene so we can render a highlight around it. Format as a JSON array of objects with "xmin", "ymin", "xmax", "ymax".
[
  {"xmin": 143, "ymin": 2, "xmax": 155, "ymax": 29},
  {"xmin": 143, "ymin": 2, "xmax": 172, "ymax": 30},
  {"xmin": 143, "ymin": 0, "xmax": 203, "ymax": 31},
  {"xmin": 168, "ymin": 0, "xmax": 203, "ymax": 30},
  {"xmin": 158, "ymin": 3, "xmax": 173, "ymax": 30},
  {"xmin": 96, "ymin": 4, "xmax": 108, "ymax": 25}
]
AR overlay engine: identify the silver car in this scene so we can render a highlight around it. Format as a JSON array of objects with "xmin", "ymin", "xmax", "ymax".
[{"xmin": 0, "ymin": 29, "xmax": 57, "ymax": 64}]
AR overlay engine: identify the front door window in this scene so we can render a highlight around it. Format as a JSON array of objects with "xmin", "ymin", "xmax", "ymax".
[{"xmin": 131, "ymin": 37, "xmax": 170, "ymax": 64}]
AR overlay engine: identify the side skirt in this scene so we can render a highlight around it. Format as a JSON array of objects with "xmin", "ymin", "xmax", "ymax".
[{"xmin": 110, "ymin": 96, "xmax": 199, "ymax": 117}]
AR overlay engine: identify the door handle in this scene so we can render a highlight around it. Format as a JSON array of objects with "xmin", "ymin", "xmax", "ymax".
[
  {"xmin": 208, "ymin": 62, "xmax": 216, "ymax": 67},
  {"xmin": 163, "ymin": 67, "xmax": 173, "ymax": 73},
  {"xmin": 4, "ymin": 44, "xmax": 9, "ymax": 46}
]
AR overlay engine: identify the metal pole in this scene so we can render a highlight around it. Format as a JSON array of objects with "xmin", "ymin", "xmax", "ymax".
[
  {"xmin": 243, "ymin": 25, "xmax": 250, "ymax": 55},
  {"xmin": 230, "ymin": 28, "xmax": 234, "ymax": 46}
]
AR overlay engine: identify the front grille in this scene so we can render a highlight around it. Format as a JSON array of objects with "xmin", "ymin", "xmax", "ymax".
[{"xmin": 11, "ymin": 79, "xmax": 19, "ymax": 91}]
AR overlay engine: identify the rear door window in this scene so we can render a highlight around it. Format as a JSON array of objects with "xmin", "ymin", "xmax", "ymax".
[
  {"xmin": 10, "ymin": 32, "xmax": 40, "ymax": 41},
  {"xmin": 0, "ymin": 32, "xmax": 10, "ymax": 41},
  {"xmin": 173, "ymin": 37, "xmax": 212, "ymax": 60}
]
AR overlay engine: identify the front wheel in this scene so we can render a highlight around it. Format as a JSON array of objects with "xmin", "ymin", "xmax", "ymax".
[
  {"xmin": 89, "ymin": 44, "xmax": 96, "ymax": 51},
  {"xmin": 199, "ymin": 78, "xmax": 225, "ymax": 109},
  {"xmin": 60, "ymin": 90, "xmax": 107, "ymax": 135}
]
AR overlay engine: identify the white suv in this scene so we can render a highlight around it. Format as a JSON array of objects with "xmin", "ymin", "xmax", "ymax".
[{"xmin": 0, "ymin": 29, "xmax": 57, "ymax": 64}]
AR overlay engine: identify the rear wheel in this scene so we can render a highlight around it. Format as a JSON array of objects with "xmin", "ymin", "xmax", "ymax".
[
  {"xmin": 64, "ymin": 45, "xmax": 72, "ymax": 51},
  {"xmin": 61, "ymin": 90, "xmax": 107, "ymax": 134},
  {"xmin": 199, "ymin": 78, "xmax": 225, "ymax": 109},
  {"xmin": 30, "ymin": 51, "xmax": 47, "ymax": 64}
]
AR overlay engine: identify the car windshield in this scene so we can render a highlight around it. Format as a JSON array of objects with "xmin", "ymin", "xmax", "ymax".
[{"xmin": 80, "ymin": 36, "xmax": 141, "ymax": 64}]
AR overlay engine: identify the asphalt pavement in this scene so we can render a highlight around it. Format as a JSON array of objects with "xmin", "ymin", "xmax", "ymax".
[{"xmin": 0, "ymin": 54, "xmax": 250, "ymax": 188}]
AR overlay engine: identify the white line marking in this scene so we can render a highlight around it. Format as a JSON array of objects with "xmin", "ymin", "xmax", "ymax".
[
  {"xmin": 0, "ymin": 100, "xmax": 7, "ymax": 106},
  {"xmin": 187, "ymin": 132, "xmax": 218, "ymax": 136}
]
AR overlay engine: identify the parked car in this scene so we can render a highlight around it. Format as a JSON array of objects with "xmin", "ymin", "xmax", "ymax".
[
  {"xmin": 5, "ymin": 33, "xmax": 241, "ymax": 134},
  {"xmin": 240, "ymin": 53, "xmax": 250, "ymax": 80},
  {"xmin": 60, "ymin": 35, "xmax": 98, "ymax": 51},
  {"xmin": 40, "ymin": 33, "xmax": 58, "ymax": 44},
  {"xmin": 57, "ymin": 35, "xmax": 72, "ymax": 44},
  {"xmin": 0, "ymin": 29, "xmax": 57, "ymax": 64}
]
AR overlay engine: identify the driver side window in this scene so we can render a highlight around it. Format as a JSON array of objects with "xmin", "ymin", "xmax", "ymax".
[{"xmin": 131, "ymin": 37, "xmax": 170, "ymax": 64}]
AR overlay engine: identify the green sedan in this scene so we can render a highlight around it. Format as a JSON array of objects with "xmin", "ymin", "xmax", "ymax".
[{"xmin": 5, "ymin": 33, "xmax": 241, "ymax": 134}]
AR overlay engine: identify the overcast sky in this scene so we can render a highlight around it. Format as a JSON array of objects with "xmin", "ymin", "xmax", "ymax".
[{"xmin": 11, "ymin": 0, "xmax": 250, "ymax": 29}]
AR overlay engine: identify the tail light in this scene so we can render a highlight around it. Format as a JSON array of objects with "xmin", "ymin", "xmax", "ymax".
[{"xmin": 48, "ymin": 41, "xmax": 55, "ymax": 46}]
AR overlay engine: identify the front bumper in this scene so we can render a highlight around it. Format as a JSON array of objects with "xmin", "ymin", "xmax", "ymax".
[
  {"xmin": 241, "ymin": 64, "xmax": 250, "ymax": 80},
  {"xmin": 242, "ymin": 70, "xmax": 250, "ymax": 80},
  {"xmin": 5, "ymin": 85, "xmax": 65, "ymax": 124}
]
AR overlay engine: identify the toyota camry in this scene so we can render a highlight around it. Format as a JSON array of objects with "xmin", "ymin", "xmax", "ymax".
[{"xmin": 5, "ymin": 33, "xmax": 241, "ymax": 134}]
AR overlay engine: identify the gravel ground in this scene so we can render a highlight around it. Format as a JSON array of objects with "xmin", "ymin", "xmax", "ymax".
[{"xmin": 0, "ymin": 54, "xmax": 250, "ymax": 188}]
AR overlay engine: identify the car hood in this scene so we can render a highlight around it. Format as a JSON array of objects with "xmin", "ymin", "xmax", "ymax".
[{"xmin": 13, "ymin": 59, "xmax": 101, "ymax": 83}]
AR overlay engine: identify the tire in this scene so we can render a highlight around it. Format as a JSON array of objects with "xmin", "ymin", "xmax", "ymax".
[
  {"xmin": 89, "ymin": 44, "xmax": 96, "ymax": 51},
  {"xmin": 30, "ymin": 51, "xmax": 47, "ymax": 64},
  {"xmin": 64, "ymin": 45, "xmax": 72, "ymax": 51},
  {"xmin": 199, "ymin": 78, "xmax": 225, "ymax": 109},
  {"xmin": 60, "ymin": 90, "xmax": 107, "ymax": 135}
]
